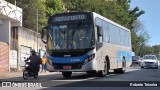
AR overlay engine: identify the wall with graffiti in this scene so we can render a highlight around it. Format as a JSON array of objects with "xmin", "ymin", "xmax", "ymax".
[{"xmin": 0, "ymin": 0, "xmax": 22, "ymax": 24}]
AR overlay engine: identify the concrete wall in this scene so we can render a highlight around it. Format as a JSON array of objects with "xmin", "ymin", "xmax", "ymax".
[
  {"xmin": 17, "ymin": 27, "xmax": 45, "ymax": 70},
  {"xmin": 18, "ymin": 27, "xmax": 45, "ymax": 51}
]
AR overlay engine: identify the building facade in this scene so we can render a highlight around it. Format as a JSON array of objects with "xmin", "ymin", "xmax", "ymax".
[
  {"xmin": 0, "ymin": 0, "xmax": 45, "ymax": 71},
  {"xmin": 11, "ymin": 27, "xmax": 45, "ymax": 71}
]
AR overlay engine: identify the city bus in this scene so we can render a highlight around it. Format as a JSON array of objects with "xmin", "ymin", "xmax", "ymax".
[{"xmin": 41, "ymin": 12, "xmax": 132, "ymax": 78}]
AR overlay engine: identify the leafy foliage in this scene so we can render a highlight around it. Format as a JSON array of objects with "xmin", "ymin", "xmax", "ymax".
[{"xmin": 45, "ymin": 0, "xmax": 64, "ymax": 16}]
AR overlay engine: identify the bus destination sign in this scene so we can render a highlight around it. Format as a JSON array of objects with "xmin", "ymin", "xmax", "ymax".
[{"xmin": 52, "ymin": 15, "xmax": 87, "ymax": 22}]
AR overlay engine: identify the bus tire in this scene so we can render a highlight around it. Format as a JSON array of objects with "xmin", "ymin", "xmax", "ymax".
[
  {"xmin": 98, "ymin": 60, "xmax": 108, "ymax": 77},
  {"xmin": 114, "ymin": 58, "xmax": 126, "ymax": 74},
  {"xmin": 119, "ymin": 58, "xmax": 126, "ymax": 74},
  {"xmin": 62, "ymin": 72, "xmax": 72, "ymax": 78}
]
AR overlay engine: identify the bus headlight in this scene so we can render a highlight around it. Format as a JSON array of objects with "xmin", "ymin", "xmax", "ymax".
[{"xmin": 84, "ymin": 54, "xmax": 95, "ymax": 64}]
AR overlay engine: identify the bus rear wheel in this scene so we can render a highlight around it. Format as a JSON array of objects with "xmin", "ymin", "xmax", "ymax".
[
  {"xmin": 114, "ymin": 58, "xmax": 126, "ymax": 74},
  {"xmin": 119, "ymin": 58, "xmax": 126, "ymax": 73},
  {"xmin": 98, "ymin": 61, "xmax": 108, "ymax": 77},
  {"xmin": 62, "ymin": 72, "xmax": 72, "ymax": 78}
]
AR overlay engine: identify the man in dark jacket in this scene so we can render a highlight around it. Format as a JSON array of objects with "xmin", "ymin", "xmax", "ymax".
[{"xmin": 25, "ymin": 49, "xmax": 41, "ymax": 72}]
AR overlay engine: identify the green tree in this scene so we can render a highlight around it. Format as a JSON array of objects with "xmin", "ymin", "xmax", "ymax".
[
  {"xmin": 133, "ymin": 20, "xmax": 150, "ymax": 56},
  {"xmin": 22, "ymin": 0, "xmax": 47, "ymax": 31},
  {"xmin": 45, "ymin": 0, "xmax": 64, "ymax": 16},
  {"xmin": 64, "ymin": 0, "xmax": 129, "ymax": 27},
  {"xmin": 152, "ymin": 45, "xmax": 160, "ymax": 59}
]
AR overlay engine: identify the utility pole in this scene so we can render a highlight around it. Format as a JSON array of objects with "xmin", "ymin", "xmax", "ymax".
[
  {"xmin": 14, "ymin": 0, "xmax": 16, "ymax": 6},
  {"xmin": 36, "ymin": 7, "xmax": 38, "ymax": 53}
]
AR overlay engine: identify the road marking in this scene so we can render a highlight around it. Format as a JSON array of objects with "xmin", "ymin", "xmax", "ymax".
[
  {"xmin": 126, "ymin": 68, "xmax": 141, "ymax": 72},
  {"xmin": 50, "ymin": 77, "xmax": 98, "ymax": 81}
]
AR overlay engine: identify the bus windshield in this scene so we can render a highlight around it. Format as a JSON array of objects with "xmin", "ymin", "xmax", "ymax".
[{"xmin": 47, "ymin": 22, "xmax": 95, "ymax": 50}]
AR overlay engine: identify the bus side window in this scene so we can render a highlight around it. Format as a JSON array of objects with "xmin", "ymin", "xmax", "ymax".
[
  {"xmin": 96, "ymin": 25, "xmax": 103, "ymax": 50},
  {"xmin": 96, "ymin": 25, "xmax": 103, "ymax": 42}
]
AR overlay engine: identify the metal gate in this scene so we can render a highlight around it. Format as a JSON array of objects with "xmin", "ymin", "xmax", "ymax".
[
  {"xmin": 10, "ymin": 50, "xmax": 18, "ymax": 69},
  {"xmin": 20, "ymin": 46, "xmax": 31, "ymax": 66}
]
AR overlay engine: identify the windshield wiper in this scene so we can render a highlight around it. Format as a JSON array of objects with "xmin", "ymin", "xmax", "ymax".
[{"xmin": 49, "ymin": 33, "xmax": 54, "ymax": 48}]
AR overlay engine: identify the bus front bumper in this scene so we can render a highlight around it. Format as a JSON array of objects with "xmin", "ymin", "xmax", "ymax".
[{"xmin": 45, "ymin": 59, "xmax": 97, "ymax": 72}]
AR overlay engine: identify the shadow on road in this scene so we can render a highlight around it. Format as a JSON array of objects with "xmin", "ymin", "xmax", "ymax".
[
  {"xmin": 1, "ymin": 66, "xmax": 160, "ymax": 88},
  {"xmin": 0, "ymin": 67, "xmax": 138, "ymax": 81},
  {"xmin": 0, "ymin": 66, "xmax": 153, "ymax": 81}
]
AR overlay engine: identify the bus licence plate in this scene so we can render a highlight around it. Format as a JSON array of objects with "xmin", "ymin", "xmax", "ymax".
[{"xmin": 63, "ymin": 66, "xmax": 72, "ymax": 69}]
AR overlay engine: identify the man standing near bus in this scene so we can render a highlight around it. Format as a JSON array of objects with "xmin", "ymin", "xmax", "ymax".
[{"xmin": 41, "ymin": 55, "xmax": 47, "ymax": 72}]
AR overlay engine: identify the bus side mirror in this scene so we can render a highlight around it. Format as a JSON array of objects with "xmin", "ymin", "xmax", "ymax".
[
  {"xmin": 97, "ymin": 26, "xmax": 103, "ymax": 36},
  {"xmin": 41, "ymin": 26, "xmax": 48, "ymax": 44}
]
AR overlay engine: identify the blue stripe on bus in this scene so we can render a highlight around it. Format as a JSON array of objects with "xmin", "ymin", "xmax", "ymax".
[
  {"xmin": 48, "ymin": 54, "xmax": 89, "ymax": 64},
  {"xmin": 117, "ymin": 51, "xmax": 132, "ymax": 63}
]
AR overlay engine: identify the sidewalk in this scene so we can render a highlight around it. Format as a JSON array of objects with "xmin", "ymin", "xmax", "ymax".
[{"xmin": 0, "ymin": 71, "xmax": 60, "ymax": 79}]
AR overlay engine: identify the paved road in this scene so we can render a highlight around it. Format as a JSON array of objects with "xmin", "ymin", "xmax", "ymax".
[{"xmin": 0, "ymin": 66, "xmax": 160, "ymax": 90}]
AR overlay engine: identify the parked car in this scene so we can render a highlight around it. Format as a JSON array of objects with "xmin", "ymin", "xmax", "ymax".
[
  {"xmin": 140, "ymin": 55, "xmax": 158, "ymax": 69},
  {"xmin": 132, "ymin": 56, "xmax": 141, "ymax": 65}
]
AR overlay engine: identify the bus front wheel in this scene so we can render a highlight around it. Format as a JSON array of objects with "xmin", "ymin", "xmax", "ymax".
[
  {"xmin": 62, "ymin": 72, "xmax": 72, "ymax": 78},
  {"xmin": 98, "ymin": 61, "xmax": 108, "ymax": 77}
]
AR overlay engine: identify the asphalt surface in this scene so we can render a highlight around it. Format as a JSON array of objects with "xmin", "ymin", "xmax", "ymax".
[{"xmin": 0, "ymin": 65, "xmax": 160, "ymax": 90}]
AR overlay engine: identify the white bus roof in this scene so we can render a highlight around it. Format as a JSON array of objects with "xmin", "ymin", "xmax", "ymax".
[{"xmin": 92, "ymin": 12, "xmax": 130, "ymax": 32}]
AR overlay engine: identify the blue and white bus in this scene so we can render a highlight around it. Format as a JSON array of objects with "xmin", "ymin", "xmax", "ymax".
[{"xmin": 41, "ymin": 12, "xmax": 132, "ymax": 78}]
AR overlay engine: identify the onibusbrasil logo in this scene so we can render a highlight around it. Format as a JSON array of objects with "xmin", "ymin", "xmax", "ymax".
[{"xmin": 1, "ymin": 82, "xmax": 42, "ymax": 87}]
